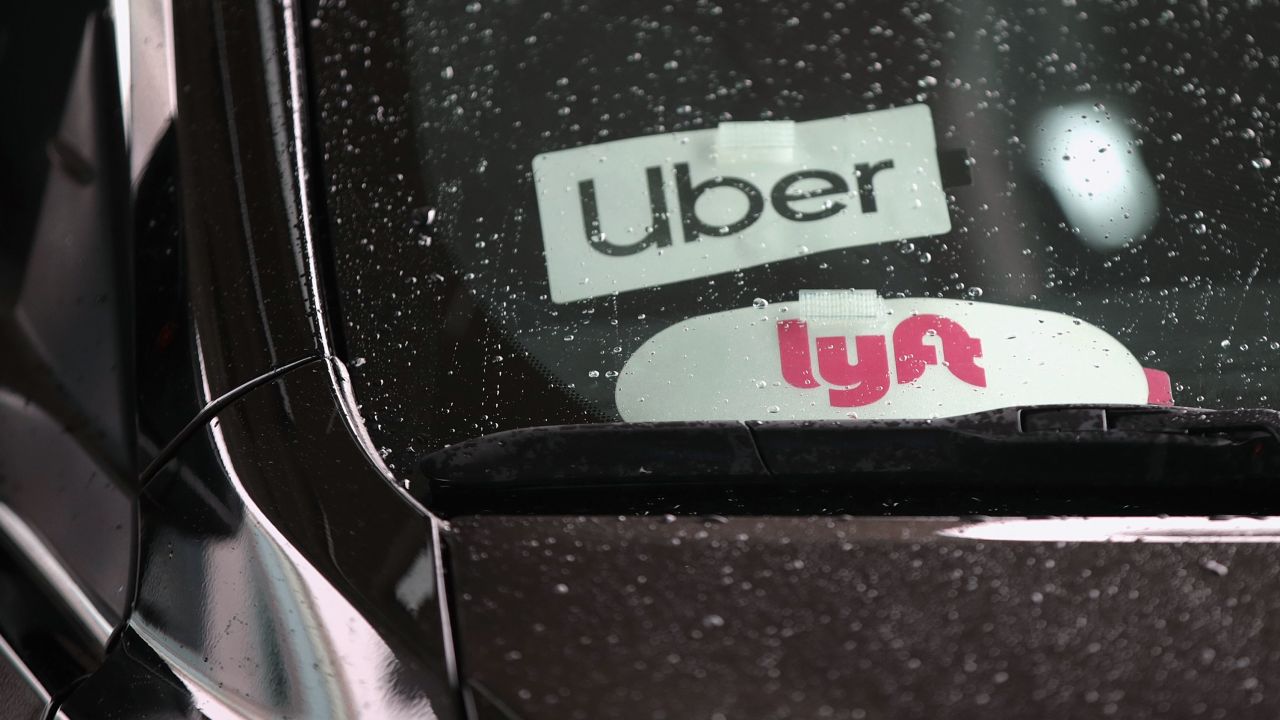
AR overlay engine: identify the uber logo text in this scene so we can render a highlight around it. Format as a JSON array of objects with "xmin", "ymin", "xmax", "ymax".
[{"xmin": 534, "ymin": 105, "xmax": 951, "ymax": 302}]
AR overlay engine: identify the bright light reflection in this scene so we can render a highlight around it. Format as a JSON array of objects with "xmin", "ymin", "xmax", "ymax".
[
  {"xmin": 1031, "ymin": 102, "xmax": 1159, "ymax": 251},
  {"xmin": 940, "ymin": 516, "xmax": 1280, "ymax": 544}
]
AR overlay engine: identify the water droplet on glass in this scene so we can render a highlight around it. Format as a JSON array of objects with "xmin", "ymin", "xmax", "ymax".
[
  {"xmin": 752, "ymin": 298, "xmax": 769, "ymax": 309},
  {"xmin": 1201, "ymin": 559, "xmax": 1229, "ymax": 577}
]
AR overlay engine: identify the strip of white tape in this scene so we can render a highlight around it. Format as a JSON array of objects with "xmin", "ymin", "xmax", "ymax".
[{"xmin": 799, "ymin": 289, "xmax": 884, "ymax": 319}]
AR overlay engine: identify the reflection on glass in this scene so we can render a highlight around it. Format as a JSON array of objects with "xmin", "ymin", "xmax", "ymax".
[{"xmin": 1031, "ymin": 102, "xmax": 1160, "ymax": 251}]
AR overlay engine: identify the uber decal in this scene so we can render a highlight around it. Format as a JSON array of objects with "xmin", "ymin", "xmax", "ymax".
[{"xmin": 533, "ymin": 105, "xmax": 951, "ymax": 303}]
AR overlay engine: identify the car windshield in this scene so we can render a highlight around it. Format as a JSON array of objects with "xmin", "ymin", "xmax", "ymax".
[{"xmin": 307, "ymin": 0, "xmax": 1280, "ymax": 474}]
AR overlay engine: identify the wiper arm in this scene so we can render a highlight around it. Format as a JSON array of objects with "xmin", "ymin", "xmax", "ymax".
[{"xmin": 416, "ymin": 406, "xmax": 1280, "ymax": 517}]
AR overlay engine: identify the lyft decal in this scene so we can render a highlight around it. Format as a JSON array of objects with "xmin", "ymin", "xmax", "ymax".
[
  {"xmin": 776, "ymin": 314, "xmax": 986, "ymax": 408},
  {"xmin": 533, "ymin": 105, "xmax": 951, "ymax": 303},
  {"xmin": 615, "ymin": 293, "xmax": 1173, "ymax": 422}
]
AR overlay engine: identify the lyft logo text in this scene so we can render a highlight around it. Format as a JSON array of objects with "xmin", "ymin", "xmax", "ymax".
[
  {"xmin": 615, "ymin": 297, "xmax": 1165, "ymax": 423},
  {"xmin": 777, "ymin": 315, "xmax": 986, "ymax": 407}
]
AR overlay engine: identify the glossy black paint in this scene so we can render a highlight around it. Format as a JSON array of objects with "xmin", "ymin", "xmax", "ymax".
[
  {"xmin": 0, "ymin": 389, "xmax": 131, "ymax": 686},
  {"xmin": 449, "ymin": 514, "xmax": 1280, "ymax": 719},
  {"xmin": 0, "ymin": 635, "xmax": 53, "ymax": 720},
  {"xmin": 64, "ymin": 360, "xmax": 457, "ymax": 716},
  {"xmin": 0, "ymin": 0, "xmax": 462, "ymax": 715},
  {"xmin": 72, "ymin": 0, "xmax": 460, "ymax": 711},
  {"xmin": 0, "ymin": 0, "xmax": 105, "ymax": 289},
  {"xmin": 56, "ymin": 627, "xmax": 201, "ymax": 720},
  {"xmin": 136, "ymin": 0, "xmax": 325, "ymax": 454},
  {"xmin": 134, "ymin": 127, "xmax": 201, "ymax": 471},
  {"xmin": 0, "ymin": 6, "xmax": 136, "ymax": 714}
]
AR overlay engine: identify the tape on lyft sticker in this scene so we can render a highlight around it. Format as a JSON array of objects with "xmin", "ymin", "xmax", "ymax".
[
  {"xmin": 615, "ymin": 292, "xmax": 1174, "ymax": 422},
  {"xmin": 533, "ymin": 105, "xmax": 951, "ymax": 303}
]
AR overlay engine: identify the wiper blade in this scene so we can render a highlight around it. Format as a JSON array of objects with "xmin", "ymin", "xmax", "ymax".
[{"xmin": 416, "ymin": 406, "xmax": 1280, "ymax": 517}]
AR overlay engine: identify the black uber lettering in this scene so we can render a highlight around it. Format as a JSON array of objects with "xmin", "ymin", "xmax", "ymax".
[
  {"xmin": 578, "ymin": 166, "xmax": 673, "ymax": 256},
  {"xmin": 581, "ymin": 157, "xmax": 897, "ymax": 255},
  {"xmin": 855, "ymin": 160, "xmax": 895, "ymax": 214},
  {"xmin": 770, "ymin": 170, "xmax": 849, "ymax": 222},
  {"xmin": 674, "ymin": 162, "xmax": 765, "ymax": 243}
]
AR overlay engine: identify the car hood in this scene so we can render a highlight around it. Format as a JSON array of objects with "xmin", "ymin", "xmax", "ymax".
[{"xmin": 446, "ymin": 514, "xmax": 1280, "ymax": 719}]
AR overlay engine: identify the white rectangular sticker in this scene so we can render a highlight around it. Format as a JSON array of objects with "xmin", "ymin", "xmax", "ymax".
[{"xmin": 533, "ymin": 104, "xmax": 952, "ymax": 303}]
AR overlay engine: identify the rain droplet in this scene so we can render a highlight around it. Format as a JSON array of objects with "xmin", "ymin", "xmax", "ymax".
[
  {"xmin": 752, "ymin": 298, "xmax": 769, "ymax": 309},
  {"xmin": 1201, "ymin": 559, "xmax": 1229, "ymax": 577}
]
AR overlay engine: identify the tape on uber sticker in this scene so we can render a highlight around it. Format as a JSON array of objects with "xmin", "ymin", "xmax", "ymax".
[
  {"xmin": 533, "ymin": 105, "xmax": 951, "ymax": 303},
  {"xmin": 615, "ymin": 292, "xmax": 1175, "ymax": 422}
]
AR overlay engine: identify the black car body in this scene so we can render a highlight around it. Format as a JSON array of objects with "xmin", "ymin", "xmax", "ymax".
[{"xmin": 5, "ymin": 0, "xmax": 1280, "ymax": 718}]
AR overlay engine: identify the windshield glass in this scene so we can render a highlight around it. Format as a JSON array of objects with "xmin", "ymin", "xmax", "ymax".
[{"xmin": 308, "ymin": 0, "xmax": 1280, "ymax": 473}]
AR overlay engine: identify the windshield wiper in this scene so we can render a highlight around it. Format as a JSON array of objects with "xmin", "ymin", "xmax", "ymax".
[{"xmin": 416, "ymin": 406, "xmax": 1280, "ymax": 517}]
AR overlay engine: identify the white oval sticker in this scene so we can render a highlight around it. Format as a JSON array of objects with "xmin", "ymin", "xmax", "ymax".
[{"xmin": 616, "ymin": 294, "xmax": 1170, "ymax": 421}]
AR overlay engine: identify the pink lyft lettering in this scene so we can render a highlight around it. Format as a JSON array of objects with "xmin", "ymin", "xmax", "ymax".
[{"xmin": 777, "ymin": 315, "xmax": 987, "ymax": 407}]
